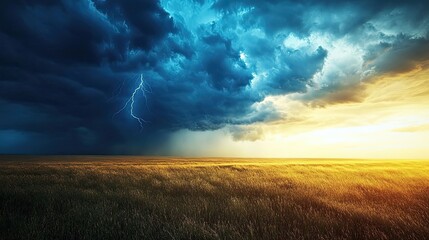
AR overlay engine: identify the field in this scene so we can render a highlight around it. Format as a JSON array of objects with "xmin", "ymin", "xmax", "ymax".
[{"xmin": 0, "ymin": 156, "xmax": 428, "ymax": 240}]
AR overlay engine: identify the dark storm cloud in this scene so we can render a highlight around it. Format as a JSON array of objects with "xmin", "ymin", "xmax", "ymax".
[
  {"xmin": 1, "ymin": 0, "xmax": 429, "ymax": 153},
  {"xmin": 0, "ymin": 0, "xmax": 115, "ymax": 65},
  {"xmin": 257, "ymin": 46, "xmax": 327, "ymax": 95},
  {"xmin": 0, "ymin": 0, "xmax": 174, "ymax": 153},
  {"xmin": 213, "ymin": 0, "xmax": 429, "ymax": 34},
  {"xmin": 135, "ymin": 27, "xmax": 263, "ymax": 130},
  {"xmin": 364, "ymin": 36, "xmax": 429, "ymax": 74},
  {"xmin": 93, "ymin": 0, "xmax": 174, "ymax": 51}
]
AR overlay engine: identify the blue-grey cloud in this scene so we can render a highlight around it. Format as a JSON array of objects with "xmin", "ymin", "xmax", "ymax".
[{"xmin": 1, "ymin": 0, "xmax": 429, "ymax": 153}]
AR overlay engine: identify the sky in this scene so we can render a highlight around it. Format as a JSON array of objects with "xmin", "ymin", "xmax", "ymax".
[{"xmin": 1, "ymin": 0, "xmax": 429, "ymax": 158}]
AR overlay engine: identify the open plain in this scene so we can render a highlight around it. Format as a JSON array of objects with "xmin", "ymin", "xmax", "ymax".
[{"xmin": 0, "ymin": 156, "xmax": 428, "ymax": 240}]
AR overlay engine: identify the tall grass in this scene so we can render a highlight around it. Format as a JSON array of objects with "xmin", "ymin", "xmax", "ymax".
[{"xmin": 0, "ymin": 156, "xmax": 428, "ymax": 239}]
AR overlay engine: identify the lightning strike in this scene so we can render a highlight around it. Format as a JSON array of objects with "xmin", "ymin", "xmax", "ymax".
[{"xmin": 114, "ymin": 74, "xmax": 150, "ymax": 129}]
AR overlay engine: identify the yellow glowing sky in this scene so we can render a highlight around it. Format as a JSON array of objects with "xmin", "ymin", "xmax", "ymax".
[{"xmin": 167, "ymin": 64, "xmax": 429, "ymax": 159}]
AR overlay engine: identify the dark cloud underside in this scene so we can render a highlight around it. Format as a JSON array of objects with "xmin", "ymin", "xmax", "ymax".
[{"xmin": 1, "ymin": 0, "xmax": 428, "ymax": 153}]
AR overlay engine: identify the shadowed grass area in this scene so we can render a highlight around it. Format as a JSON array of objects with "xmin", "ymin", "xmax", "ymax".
[{"xmin": 0, "ymin": 156, "xmax": 428, "ymax": 239}]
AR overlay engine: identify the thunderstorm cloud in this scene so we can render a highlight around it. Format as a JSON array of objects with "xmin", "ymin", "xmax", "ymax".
[{"xmin": 1, "ymin": 0, "xmax": 429, "ymax": 153}]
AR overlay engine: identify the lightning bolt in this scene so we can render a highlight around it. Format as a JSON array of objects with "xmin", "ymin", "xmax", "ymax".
[{"xmin": 114, "ymin": 74, "xmax": 150, "ymax": 130}]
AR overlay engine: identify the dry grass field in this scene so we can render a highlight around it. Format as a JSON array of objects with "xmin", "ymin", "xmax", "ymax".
[{"xmin": 0, "ymin": 156, "xmax": 428, "ymax": 239}]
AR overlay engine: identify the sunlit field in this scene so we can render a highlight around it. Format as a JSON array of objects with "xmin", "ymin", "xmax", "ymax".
[{"xmin": 1, "ymin": 156, "xmax": 428, "ymax": 240}]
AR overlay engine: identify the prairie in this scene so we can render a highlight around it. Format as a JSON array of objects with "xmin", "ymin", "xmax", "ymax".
[{"xmin": 0, "ymin": 156, "xmax": 428, "ymax": 239}]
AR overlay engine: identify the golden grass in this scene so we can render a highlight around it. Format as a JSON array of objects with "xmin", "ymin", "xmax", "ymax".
[{"xmin": 0, "ymin": 156, "xmax": 428, "ymax": 239}]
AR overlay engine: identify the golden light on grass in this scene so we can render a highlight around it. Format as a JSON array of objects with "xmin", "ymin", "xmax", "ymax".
[{"xmin": 1, "ymin": 156, "xmax": 428, "ymax": 239}]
